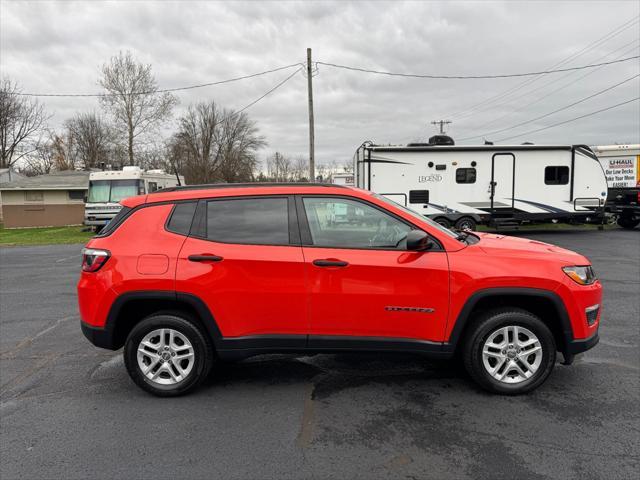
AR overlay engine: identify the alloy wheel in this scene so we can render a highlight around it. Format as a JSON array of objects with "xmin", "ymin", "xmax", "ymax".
[
  {"xmin": 481, "ymin": 325, "xmax": 543, "ymax": 384},
  {"xmin": 137, "ymin": 328, "xmax": 195, "ymax": 385}
]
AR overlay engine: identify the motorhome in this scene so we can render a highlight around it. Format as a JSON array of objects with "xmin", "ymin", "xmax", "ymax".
[
  {"xmin": 592, "ymin": 144, "xmax": 639, "ymax": 229},
  {"xmin": 85, "ymin": 166, "xmax": 184, "ymax": 230},
  {"xmin": 355, "ymin": 136, "xmax": 608, "ymax": 230}
]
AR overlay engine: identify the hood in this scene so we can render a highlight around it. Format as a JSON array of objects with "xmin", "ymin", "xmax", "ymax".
[{"xmin": 473, "ymin": 232, "xmax": 588, "ymax": 264}]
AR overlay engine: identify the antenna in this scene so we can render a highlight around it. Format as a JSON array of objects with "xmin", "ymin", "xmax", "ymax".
[{"xmin": 431, "ymin": 120, "xmax": 452, "ymax": 134}]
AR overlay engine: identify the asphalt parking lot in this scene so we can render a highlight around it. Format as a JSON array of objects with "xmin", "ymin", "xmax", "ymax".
[{"xmin": 1, "ymin": 228, "xmax": 638, "ymax": 480}]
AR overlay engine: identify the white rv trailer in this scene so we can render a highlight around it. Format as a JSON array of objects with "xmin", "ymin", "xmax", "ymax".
[
  {"xmin": 355, "ymin": 137, "xmax": 607, "ymax": 230},
  {"xmin": 592, "ymin": 144, "xmax": 639, "ymax": 229},
  {"xmin": 331, "ymin": 172, "xmax": 355, "ymax": 186},
  {"xmin": 85, "ymin": 166, "xmax": 184, "ymax": 230}
]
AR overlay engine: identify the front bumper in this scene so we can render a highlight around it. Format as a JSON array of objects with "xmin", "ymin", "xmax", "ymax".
[{"xmin": 562, "ymin": 329, "xmax": 599, "ymax": 365}]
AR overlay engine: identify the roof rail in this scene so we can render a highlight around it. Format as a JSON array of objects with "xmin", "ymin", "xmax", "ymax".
[{"xmin": 153, "ymin": 182, "xmax": 346, "ymax": 194}]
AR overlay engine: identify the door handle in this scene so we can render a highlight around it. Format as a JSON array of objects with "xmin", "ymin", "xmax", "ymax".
[
  {"xmin": 188, "ymin": 254, "xmax": 223, "ymax": 262},
  {"xmin": 313, "ymin": 259, "xmax": 349, "ymax": 267}
]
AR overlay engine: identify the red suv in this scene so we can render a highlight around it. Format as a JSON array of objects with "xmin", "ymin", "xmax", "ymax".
[{"xmin": 78, "ymin": 184, "xmax": 601, "ymax": 396}]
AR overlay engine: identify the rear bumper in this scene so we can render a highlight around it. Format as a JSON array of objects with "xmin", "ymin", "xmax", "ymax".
[{"xmin": 80, "ymin": 321, "xmax": 118, "ymax": 350}]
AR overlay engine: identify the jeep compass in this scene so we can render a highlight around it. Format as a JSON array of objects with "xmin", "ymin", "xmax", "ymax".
[{"xmin": 77, "ymin": 184, "xmax": 601, "ymax": 396}]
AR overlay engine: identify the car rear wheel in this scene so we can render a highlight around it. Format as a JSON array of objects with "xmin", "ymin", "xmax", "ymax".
[
  {"xmin": 124, "ymin": 314, "xmax": 214, "ymax": 396},
  {"xmin": 463, "ymin": 308, "xmax": 556, "ymax": 394}
]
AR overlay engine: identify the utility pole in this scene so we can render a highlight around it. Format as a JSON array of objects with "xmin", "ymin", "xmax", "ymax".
[
  {"xmin": 307, "ymin": 48, "xmax": 315, "ymax": 182},
  {"xmin": 431, "ymin": 120, "xmax": 452, "ymax": 134}
]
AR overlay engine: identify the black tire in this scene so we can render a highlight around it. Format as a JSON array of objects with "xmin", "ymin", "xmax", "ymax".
[
  {"xmin": 462, "ymin": 308, "xmax": 556, "ymax": 395},
  {"xmin": 434, "ymin": 217, "xmax": 452, "ymax": 228},
  {"xmin": 455, "ymin": 216, "xmax": 477, "ymax": 231},
  {"xmin": 124, "ymin": 314, "xmax": 214, "ymax": 397},
  {"xmin": 617, "ymin": 217, "xmax": 639, "ymax": 229}
]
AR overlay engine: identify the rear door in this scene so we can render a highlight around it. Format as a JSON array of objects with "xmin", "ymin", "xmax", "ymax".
[
  {"xmin": 176, "ymin": 195, "xmax": 307, "ymax": 339},
  {"xmin": 298, "ymin": 195, "xmax": 450, "ymax": 342}
]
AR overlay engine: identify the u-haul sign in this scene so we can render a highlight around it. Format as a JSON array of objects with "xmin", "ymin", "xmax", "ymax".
[{"xmin": 602, "ymin": 156, "xmax": 639, "ymax": 188}]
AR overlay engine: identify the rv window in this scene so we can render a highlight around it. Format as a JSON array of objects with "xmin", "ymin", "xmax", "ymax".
[
  {"xmin": 545, "ymin": 166, "xmax": 569, "ymax": 185},
  {"xmin": 148, "ymin": 182, "xmax": 158, "ymax": 192},
  {"xmin": 409, "ymin": 190, "xmax": 430, "ymax": 204},
  {"xmin": 456, "ymin": 168, "xmax": 476, "ymax": 184}
]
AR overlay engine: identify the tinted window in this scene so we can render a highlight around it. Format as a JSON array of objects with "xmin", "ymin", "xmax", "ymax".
[
  {"xmin": 409, "ymin": 190, "xmax": 429, "ymax": 204},
  {"xmin": 456, "ymin": 168, "xmax": 476, "ymax": 184},
  {"xmin": 545, "ymin": 166, "xmax": 569, "ymax": 185},
  {"xmin": 206, "ymin": 197, "xmax": 289, "ymax": 245},
  {"xmin": 303, "ymin": 197, "xmax": 411, "ymax": 249},
  {"xmin": 167, "ymin": 202, "xmax": 197, "ymax": 236},
  {"xmin": 97, "ymin": 207, "xmax": 132, "ymax": 237}
]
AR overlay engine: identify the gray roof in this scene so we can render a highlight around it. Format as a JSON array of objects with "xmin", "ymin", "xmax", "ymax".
[{"xmin": 0, "ymin": 170, "xmax": 90, "ymax": 190}]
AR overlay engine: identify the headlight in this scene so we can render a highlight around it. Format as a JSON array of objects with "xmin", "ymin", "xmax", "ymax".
[{"xmin": 562, "ymin": 265, "xmax": 597, "ymax": 285}]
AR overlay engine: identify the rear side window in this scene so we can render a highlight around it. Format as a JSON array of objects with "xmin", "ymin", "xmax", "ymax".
[
  {"xmin": 166, "ymin": 202, "xmax": 197, "ymax": 236},
  {"xmin": 206, "ymin": 197, "xmax": 289, "ymax": 245},
  {"xmin": 456, "ymin": 168, "xmax": 476, "ymax": 184},
  {"xmin": 545, "ymin": 166, "xmax": 569, "ymax": 185}
]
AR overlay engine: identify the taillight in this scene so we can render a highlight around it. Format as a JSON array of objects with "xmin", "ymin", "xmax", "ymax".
[{"xmin": 82, "ymin": 248, "xmax": 110, "ymax": 272}]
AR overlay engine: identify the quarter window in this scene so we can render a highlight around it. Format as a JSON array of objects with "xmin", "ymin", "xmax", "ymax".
[
  {"xmin": 206, "ymin": 197, "xmax": 290, "ymax": 245},
  {"xmin": 456, "ymin": 168, "xmax": 476, "ymax": 184},
  {"xmin": 302, "ymin": 197, "xmax": 411, "ymax": 249},
  {"xmin": 167, "ymin": 202, "xmax": 197, "ymax": 236},
  {"xmin": 545, "ymin": 166, "xmax": 569, "ymax": 185}
]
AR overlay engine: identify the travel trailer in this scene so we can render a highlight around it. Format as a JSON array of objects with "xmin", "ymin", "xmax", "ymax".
[
  {"xmin": 85, "ymin": 166, "xmax": 184, "ymax": 230},
  {"xmin": 355, "ymin": 136, "xmax": 608, "ymax": 230},
  {"xmin": 331, "ymin": 172, "xmax": 355, "ymax": 186},
  {"xmin": 592, "ymin": 144, "xmax": 639, "ymax": 229}
]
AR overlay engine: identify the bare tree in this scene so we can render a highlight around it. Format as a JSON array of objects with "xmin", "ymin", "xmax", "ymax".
[
  {"xmin": 98, "ymin": 51, "xmax": 177, "ymax": 166},
  {"xmin": 291, "ymin": 155, "xmax": 309, "ymax": 181},
  {"xmin": 174, "ymin": 100, "xmax": 265, "ymax": 184},
  {"xmin": 0, "ymin": 78, "xmax": 49, "ymax": 168},
  {"xmin": 266, "ymin": 152, "xmax": 293, "ymax": 182},
  {"xmin": 65, "ymin": 112, "xmax": 113, "ymax": 170}
]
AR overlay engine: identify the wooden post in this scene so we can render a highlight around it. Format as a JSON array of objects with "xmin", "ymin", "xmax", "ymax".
[{"xmin": 307, "ymin": 48, "xmax": 315, "ymax": 182}]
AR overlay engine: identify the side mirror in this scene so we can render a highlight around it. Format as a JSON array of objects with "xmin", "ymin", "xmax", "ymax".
[{"xmin": 406, "ymin": 230, "xmax": 432, "ymax": 251}]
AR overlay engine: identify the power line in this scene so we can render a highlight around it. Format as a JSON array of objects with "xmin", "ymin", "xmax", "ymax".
[
  {"xmin": 459, "ymin": 73, "xmax": 640, "ymax": 141},
  {"xmin": 317, "ymin": 56, "xmax": 638, "ymax": 80},
  {"xmin": 13, "ymin": 63, "xmax": 303, "ymax": 97},
  {"xmin": 495, "ymin": 97, "xmax": 640, "ymax": 142},
  {"xmin": 230, "ymin": 67, "xmax": 301, "ymax": 117},
  {"xmin": 457, "ymin": 38, "xmax": 639, "ymax": 129},
  {"xmin": 448, "ymin": 16, "xmax": 640, "ymax": 119}
]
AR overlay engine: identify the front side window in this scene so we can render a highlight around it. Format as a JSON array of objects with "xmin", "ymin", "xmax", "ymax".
[
  {"xmin": 456, "ymin": 168, "xmax": 476, "ymax": 184},
  {"xmin": 545, "ymin": 166, "xmax": 569, "ymax": 185},
  {"xmin": 303, "ymin": 197, "xmax": 412, "ymax": 249},
  {"xmin": 206, "ymin": 197, "xmax": 289, "ymax": 245}
]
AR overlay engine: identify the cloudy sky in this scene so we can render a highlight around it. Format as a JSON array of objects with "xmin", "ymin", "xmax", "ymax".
[{"xmin": 1, "ymin": 0, "xmax": 639, "ymax": 166}]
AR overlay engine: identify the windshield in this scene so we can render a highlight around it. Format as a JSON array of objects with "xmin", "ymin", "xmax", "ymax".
[
  {"xmin": 373, "ymin": 194, "xmax": 460, "ymax": 240},
  {"xmin": 88, "ymin": 179, "xmax": 142, "ymax": 203}
]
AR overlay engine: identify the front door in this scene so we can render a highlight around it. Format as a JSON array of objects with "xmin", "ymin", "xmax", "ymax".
[
  {"xmin": 176, "ymin": 196, "xmax": 307, "ymax": 338},
  {"xmin": 491, "ymin": 153, "xmax": 515, "ymax": 213},
  {"xmin": 299, "ymin": 196, "xmax": 450, "ymax": 342}
]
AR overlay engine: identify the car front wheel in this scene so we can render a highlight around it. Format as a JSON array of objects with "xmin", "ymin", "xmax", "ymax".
[
  {"xmin": 463, "ymin": 308, "xmax": 556, "ymax": 394},
  {"xmin": 124, "ymin": 314, "xmax": 214, "ymax": 396}
]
